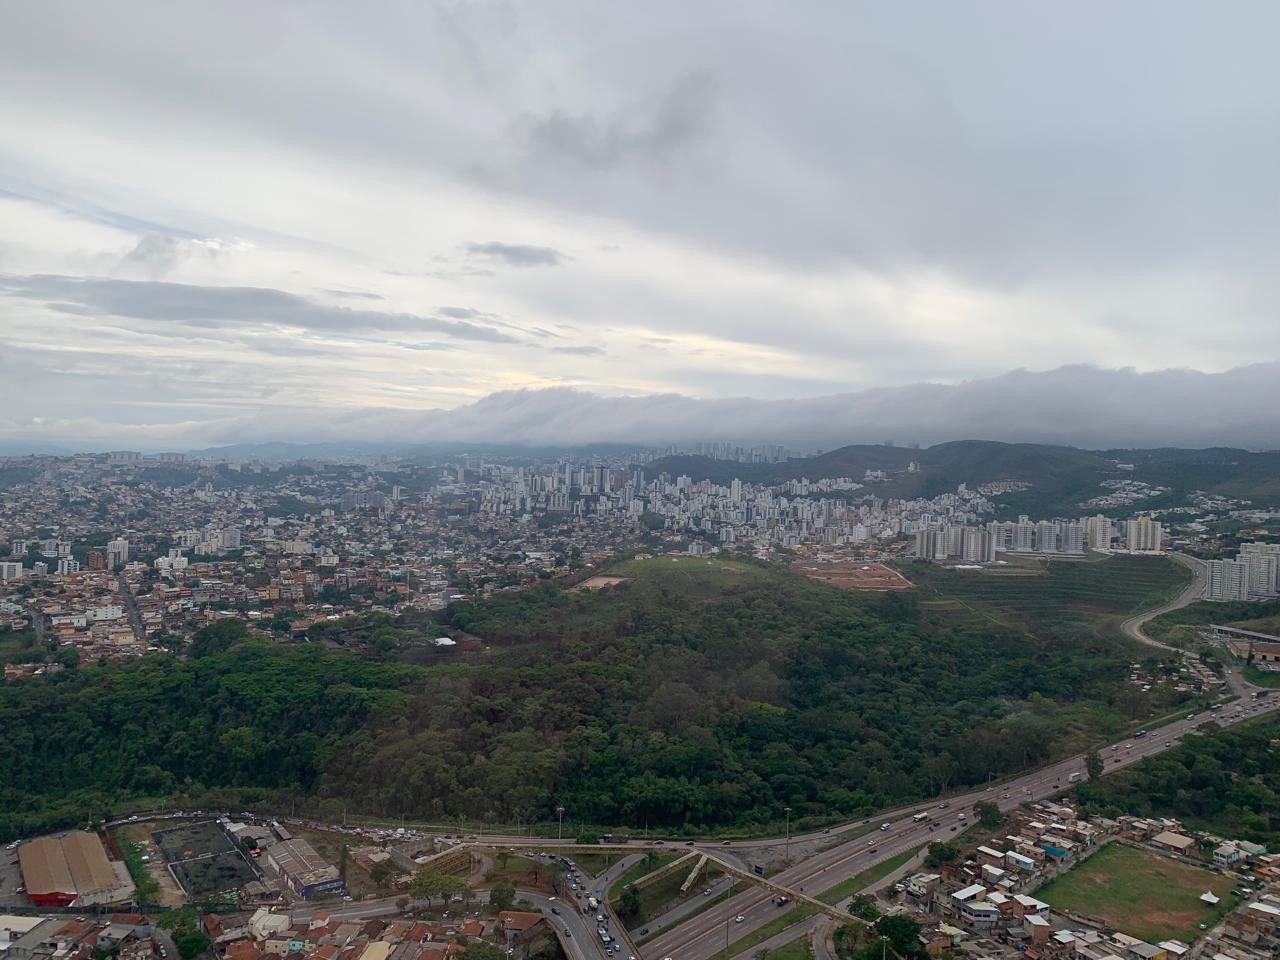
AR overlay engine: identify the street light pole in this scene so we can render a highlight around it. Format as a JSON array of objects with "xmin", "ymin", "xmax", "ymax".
[
  {"xmin": 556, "ymin": 806, "xmax": 565, "ymax": 842},
  {"xmin": 784, "ymin": 807, "xmax": 791, "ymax": 863}
]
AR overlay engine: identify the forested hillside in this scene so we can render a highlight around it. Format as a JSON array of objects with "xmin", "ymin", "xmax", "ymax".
[
  {"xmin": 1075, "ymin": 717, "xmax": 1280, "ymax": 847},
  {"xmin": 0, "ymin": 638, "xmax": 418, "ymax": 839},
  {"xmin": 332, "ymin": 556, "xmax": 1171, "ymax": 830},
  {"xmin": 0, "ymin": 556, "xmax": 1191, "ymax": 840}
]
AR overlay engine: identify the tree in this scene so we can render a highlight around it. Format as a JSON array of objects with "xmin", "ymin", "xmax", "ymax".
[
  {"xmin": 923, "ymin": 842, "xmax": 958, "ymax": 868},
  {"xmin": 156, "ymin": 907, "xmax": 209, "ymax": 960},
  {"xmin": 189, "ymin": 618, "xmax": 248, "ymax": 657},
  {"xmin": 1086, "ymin": 751, "xmax": 1104, "ymax": 782},
  {"xmin": 872, "ymin": 915, "xmax": 925, "ymax": 960},
  {"xmin": 575, "ymin": 830, "xmax": 600, "ymax": 844},
  {"xmin": 411, "ymin": 867, "xmax": 449, "ymax": 905},
  {"xmin": 617, "ymin": 883, "xmax": 641, "ymax": 919},
  {"xmin": 848, "ymin": 894, "xmax": 880, "ymax": 921},
  {"xmin": 490, "ymin": 879, "xmax": 516, "ymax": 911},
  {"xmin": 974, "ymin": 801, "xmax": 1002, "ymax": 830},
  {"xmin": 460, "ymin": 945, "xmax": 507, "ymax": 960},
  {"xmin": 371, "ymin": 860, "xmax": 396, "ymax": 885}
]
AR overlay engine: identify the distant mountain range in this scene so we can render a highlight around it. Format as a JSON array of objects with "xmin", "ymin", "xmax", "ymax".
[
  {"xmin": 218, "ymin": 362, "xmax": 1277, "ymax": 452},
  {"xmin": 3, "ymin": 363, "xmax": 1279, "ymax": 454}
]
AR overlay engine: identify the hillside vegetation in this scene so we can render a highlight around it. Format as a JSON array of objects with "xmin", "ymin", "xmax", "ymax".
[
  {"xmin": 1075, "ymin": 716, "xmax": 1280, "ymax": 848},
  {"xmin": 0, "ymin": 555, "xmax": 1192, "ymax": 840}
]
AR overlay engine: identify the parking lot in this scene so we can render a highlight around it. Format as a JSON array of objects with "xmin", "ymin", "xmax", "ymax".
[{"xmin": 0, "ymin": 842, "xmax": 26, "ymax": 907}]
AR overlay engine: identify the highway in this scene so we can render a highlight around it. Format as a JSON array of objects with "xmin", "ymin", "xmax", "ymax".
[{"xmin": 643, "ymin": 690, "xmax": 1280, "ymax": 960}]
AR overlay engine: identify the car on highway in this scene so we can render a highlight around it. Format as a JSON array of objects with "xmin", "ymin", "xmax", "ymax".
[
  {"xmin": 563, "ymin": 929, "xmax": 571, "ymax": 937},
  {"xmin": 867, "ymin": 839, "xmax": 875, "ymax": 846},
  {"xmin": 879, "ymin": 822, "xmax": 890, "ymax": 830},
  {"xmin": 735, "ymin": 916, "xmax": 746, "ymax": 923},
  {"xmin": 868, "ymin": 847, "xmax": 877, "ymax": 854}
]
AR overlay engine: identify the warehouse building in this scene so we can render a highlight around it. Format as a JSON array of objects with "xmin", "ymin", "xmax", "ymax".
[
  {"xmin": 263, "ymin": 838, "xmax": 343, "ymax": 899},
  {"xmin": 17, "ymin": 833, "xmax": 134, "ymax": 907}
]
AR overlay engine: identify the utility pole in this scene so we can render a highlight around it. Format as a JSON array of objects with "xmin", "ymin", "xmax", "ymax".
[
  {"xmin": 784, "ymin": 806, "xmax": 792, "ymax": 863},
  {"xmin": 556, "ymin": 806, "xmax": 565, "ymax": 842},
  {"xmin": 880, "ymin": 936, "xmax": 889, "ymax": 960}
]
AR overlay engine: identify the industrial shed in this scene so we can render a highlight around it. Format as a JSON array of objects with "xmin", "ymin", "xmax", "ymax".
[{"xmin": 18, "ymin": 833, "xmax": 132, "ymax": 907}]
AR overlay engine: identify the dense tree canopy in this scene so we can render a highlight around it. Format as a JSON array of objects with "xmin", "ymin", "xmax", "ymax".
[{"xmin": 0, "ymin": 557, "xmax": 1189, "ymax": 839}]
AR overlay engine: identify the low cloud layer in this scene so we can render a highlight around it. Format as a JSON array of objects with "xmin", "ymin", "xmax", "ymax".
[{"xmin": 3, "ymin": 364, "xmax": 1279, "ymax": 453}]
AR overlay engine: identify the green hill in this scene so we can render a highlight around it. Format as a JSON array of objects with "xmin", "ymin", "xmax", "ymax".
[{"xmin": 0, "ymin": 555, "xmax": 1196, "ymax": 839}]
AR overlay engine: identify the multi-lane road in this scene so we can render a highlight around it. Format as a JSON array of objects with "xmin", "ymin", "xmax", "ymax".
[{"xmin": 643, "ymin": 689, "xmax": 1280, "ymax": 960}]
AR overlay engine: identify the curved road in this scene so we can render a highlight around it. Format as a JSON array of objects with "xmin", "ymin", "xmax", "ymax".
[{"xmin": 1120, "ymin": 552, "xmax": 1207, "ymax": 652}]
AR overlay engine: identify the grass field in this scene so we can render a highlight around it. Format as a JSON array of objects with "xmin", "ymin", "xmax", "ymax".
[
  {"xmin": 1145, "ymin": 598, "xmax": 1280, "ymax": 648},
  {"xmin": 724, "ymin": 906, "xmax": 817, "ymax": 959},
  {"xmin": 760, "ymin": 939, "xmax": 812, "ymax": 960},
  {"xmin": 609, "ymin": 555, "xmax": 774, "ymax": 586},
  {"xmin": 1036, "ymin": 843, "xmax": 1236, "ymax": 943},
  {"xmin": 631, "ymin": 866, "xmax": 730, "ymax": 938},
  {"xmin": 608, "ymin": 852, "xmax": 681, "ymax": 897},
  {"xmin": 910, "ymin": 555, "xmax": 1191, "ymax": 639},
  {"xmin": 816, "ymin": 846, "xmax": 922, "ymax": 904}
]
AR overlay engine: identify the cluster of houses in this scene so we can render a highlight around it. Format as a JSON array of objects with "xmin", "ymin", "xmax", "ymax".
[
  {"xmin": 0, "ymin": 911, "xmax": 547, "ymax": 960},
  {"xmin": 0, "ymin": 914, "xmax": 158, "ymax": 960},
  {"xmin": 219, "ymin": 909, "xmax": 549, "ymax": 960},
  {"xmin": 889, "ymin": 802, "xmax": 1280, "ymax": 960}
]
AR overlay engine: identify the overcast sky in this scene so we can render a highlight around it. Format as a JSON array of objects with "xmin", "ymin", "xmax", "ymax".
[{"xmin": 2, "ymin": 1, "xmax": 1278, "ymax": 449}]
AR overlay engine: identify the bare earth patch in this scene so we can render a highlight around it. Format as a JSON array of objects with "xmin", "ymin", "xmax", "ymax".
[
  {"xmin": 569, "ymin": 575, "xmax": 633, "ymax": 592},
  {"xmin": 792, "ymin": 561, "xmax": 913, "ymax": 592}
]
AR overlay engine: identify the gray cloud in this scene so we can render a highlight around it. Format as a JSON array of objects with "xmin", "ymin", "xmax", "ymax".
[
  {"xmin": 116, "ymin": 234, "xmax": 196, "ymax": 280},
  {"xmin": 365, "ymin": 364, "xmax": 1280, "ymax": 451},
  {"xmin": 524, "ymin": 70, "xmax": 717, "ymax": 169},
  {"xmin": 1, "ymin": 274, "xmax": 519, "ymax": 343},
  {"xmin": 551, "ymin": 344, "xmax": 605, "ymax": 356},
  {"xmin": 464, "ymin": 241, "xmax": 566, "ymax": 267},
  {"xmin": 322, "ymin": 288, "xmax": 385, "ymax": 301}
]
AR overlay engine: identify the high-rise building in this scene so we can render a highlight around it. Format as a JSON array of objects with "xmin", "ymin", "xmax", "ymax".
[
  {"xmin": 1035, "ymin": 521, "xmax": 1059, "ymax": 553},
  {"xmin": 1239, "ymin": 542, "xmax": 1280, "ymax": 597},
  {"xmin": 1086, "ymin": 515, "xmax": 1112, "ymax": 550},
  {"xmin": 1061, "ymin": 523, "xmax": 1087, "ymax": 555},
  {"xmin": 106, "ymin": 538, "xmax": 130, "ymax": 568},
  {"xmin": 1207, "ymin": 559, "xmax": 1250, "ymax": 601},
  {"xmin": 961, "ymin": 526, "xmax": 996, "ymax": 563},
  {"xmin": 57, "ymin": 557, "xmax": 80, "ymax": 575},
  {"xmin": 86, "ymin": 550, "xmax": 106, "ymax": 570},
  {"xmin": 1125, "ymin": 517, "xmax": 1163, "ymax": 553}
]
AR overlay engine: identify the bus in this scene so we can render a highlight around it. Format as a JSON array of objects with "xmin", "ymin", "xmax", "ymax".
[{"xmin": 912, "ymin": 812, "xmax": 929, "ymax": 822}]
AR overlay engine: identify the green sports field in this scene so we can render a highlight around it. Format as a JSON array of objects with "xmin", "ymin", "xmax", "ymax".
[{"xmin": 1036, "ymin": 843, "xmax": 1235, "ymax": 943}]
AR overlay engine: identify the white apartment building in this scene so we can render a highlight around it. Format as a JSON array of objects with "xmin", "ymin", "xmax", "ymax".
[{"xmin": 1125, "ymin": 517, "xmax": 1163, "ymax": 553}]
